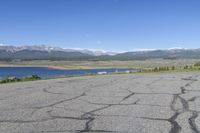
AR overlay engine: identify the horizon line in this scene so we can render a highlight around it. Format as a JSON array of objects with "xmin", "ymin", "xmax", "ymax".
[{"xmin": 0, "ymin": 43, "xmax": 200, "ymax": 52}]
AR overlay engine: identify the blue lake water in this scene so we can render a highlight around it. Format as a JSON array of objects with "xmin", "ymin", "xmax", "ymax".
[{"xmin": 0, "ymin": 67, "xmax": 135, "ymax": 78}]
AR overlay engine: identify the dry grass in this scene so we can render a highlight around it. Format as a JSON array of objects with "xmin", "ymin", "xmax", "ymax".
[{"xmin": 1, "ymin": 59, "xmax": 200, "ymax": 69}]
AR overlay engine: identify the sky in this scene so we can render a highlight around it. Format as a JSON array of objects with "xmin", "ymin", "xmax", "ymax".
[{"xmin": 0, "ymin": 0, "xmax": 200, "ymax": 51}]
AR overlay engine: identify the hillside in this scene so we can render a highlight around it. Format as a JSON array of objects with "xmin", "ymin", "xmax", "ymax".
[{"xmin": 1, "ymin": 45, "xmax": 200, "ymax": 61}]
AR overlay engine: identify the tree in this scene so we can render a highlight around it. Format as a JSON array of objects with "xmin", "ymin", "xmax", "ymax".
[{"xmin": 171, "ymin": 66, "xmax": 175, "ymax": 70}]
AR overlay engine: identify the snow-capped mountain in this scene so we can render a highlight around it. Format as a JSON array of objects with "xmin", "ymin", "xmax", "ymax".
[
  {"xmin": 0, "ymin": 45, "xmax": 117, "ymax": 56},
  {"xmin": 1, "ymin": 44, "xmax": 200, "ymax": 61}
]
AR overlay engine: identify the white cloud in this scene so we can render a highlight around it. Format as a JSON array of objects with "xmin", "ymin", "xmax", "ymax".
[{"xmin": 0, "ymin": 44, "xmax": 5, "ymax": 46}]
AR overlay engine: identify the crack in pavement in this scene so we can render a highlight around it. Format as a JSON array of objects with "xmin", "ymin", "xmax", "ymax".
[
  {"xmin": 169, "ymin": 95, "xmax": 183, "ymax": 133},
  {"xmin": 1, "ymin": 74, "xmax": 200, "ymax": 132},
  {"xmin": 83, "ymin": 99, "xmax": 139, "ymax": 106},
  {"xmin": 188, "ymin": 97, "xmax": 198, "ymax": 102},
  {"xmin": 180, "ymin": 87, "xmax": 186, "ymax": 94},
  {"xmin": 0, "ymin": 117, "xmax": 55, "ymax": 124},
  {"xmin": 30, "ymin": 92, "xmax": 86, "ymax": 116},
  {"xmin": 139, "ymin": 76, "xmax": 199, "ymax": 133},
  {"xmin": 121, "ymin": 92, "xmax": 135, "ymax": 102},
  {"xmin": 146, "ymin": 77, "xmax": 163, "ymax": 86},
  {"xmin": 189, "ymin": 111, "xmax": 200, "ymax": 133},
  {"xmin": 78, "ymin": 90, "xmax": 140, "ymax": 133},
  {"xmin": 34, "ymin": 92, "xmax": 86, "ymax": 109},
  {"xmin": 79, "ymin": 105, "xmax": 112, "ymax": 133},
  {"xmin": 138, "ymin": 114, "xmax": 181, "ymax": 133},
  {"xmin": 43, "ymin": 129, "xmax": 117, "ymax": 133},
  {"xmin": 168, "ymin": 76, "xmax": 200, "ymax": 133},
  {"xmin": 182, "ymin": 77, "xmax": 198, "ymax": 81},
  {"xmin": 42, "ymin": 86, "xmax": 64, "ymax": 95}
]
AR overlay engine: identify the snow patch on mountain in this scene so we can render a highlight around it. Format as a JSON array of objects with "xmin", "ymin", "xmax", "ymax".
[{"xmin": 0, "ymin": 45, "xmax": 118, "ymax": 56}]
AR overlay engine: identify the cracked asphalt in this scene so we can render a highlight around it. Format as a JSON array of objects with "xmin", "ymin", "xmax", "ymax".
[{"xmin": 0, "ymin": 72, "xmax": 200, "ymax": 133}]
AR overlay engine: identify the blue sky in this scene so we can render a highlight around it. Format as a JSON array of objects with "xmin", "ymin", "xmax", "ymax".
[{"xmin": 0, "ymin": 0, "xmax": 200, "ymax": 51}]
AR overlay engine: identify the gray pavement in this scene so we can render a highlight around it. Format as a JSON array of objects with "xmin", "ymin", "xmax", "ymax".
[{"xmin": 0, "ymin": 72, "xmax": 200, "ymax": 133}]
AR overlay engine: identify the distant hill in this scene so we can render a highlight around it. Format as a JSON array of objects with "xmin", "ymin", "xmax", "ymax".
[
  {"xmin": 0, "ymin": 45, "xmax": 115, "ymax": 61},
  {"xmin": 114, "ymin": 49, "xmax": 200, "ymax": 60},
  {"xmin": 1, "ymin": 45, "xmax": 200, "ymax": 61},
  {"xmin": 0, "ymin": 49, "xmax": 94, "ymax": 61}
]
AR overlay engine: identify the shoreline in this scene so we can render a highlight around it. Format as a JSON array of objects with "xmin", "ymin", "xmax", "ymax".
[
  {"xmin": 0, "ymin": 65, "xmax": 134, "ymax": 70},
  {"xmin": 1, "ymin": 70, "xmax": 200, "ymax": 85}
]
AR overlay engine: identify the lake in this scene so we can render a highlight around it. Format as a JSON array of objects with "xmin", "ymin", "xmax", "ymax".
[{"xmin": 0, "ymin": 67, "xmax": 135, "ymax": 78}]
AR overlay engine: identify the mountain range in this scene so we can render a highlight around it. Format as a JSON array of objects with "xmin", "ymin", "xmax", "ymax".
[{"xmin": 1, "ymin": 45, "xmax": 200, "ymax": 61}]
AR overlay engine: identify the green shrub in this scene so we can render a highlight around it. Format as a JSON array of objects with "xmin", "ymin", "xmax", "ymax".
[
  {"xmin": 171, "ymin": 66, "xmax": 175, "ymax": 70},
  {"xmin": 21, "ymin": 75, "xmax": 41, "ymax": 81},
  {"xmin": 194, "ymin": 62, "xmax": 200, "ymax": 67},
  {"xmin": 0, "ymin": 75, "xmax": 41, "ymax": 84},
  {"xmin": 0, "ymin": 77, "xmax": 20, "ymax": 83},
  {"xmin": 184, "ymin": 65, "xmax": 189, "ymax": 69}
]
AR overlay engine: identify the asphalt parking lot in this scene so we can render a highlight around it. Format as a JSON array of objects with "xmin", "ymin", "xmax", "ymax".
[{"xmin": 0, "ymin": 72, "xmax": 200, "ymax": 133}]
